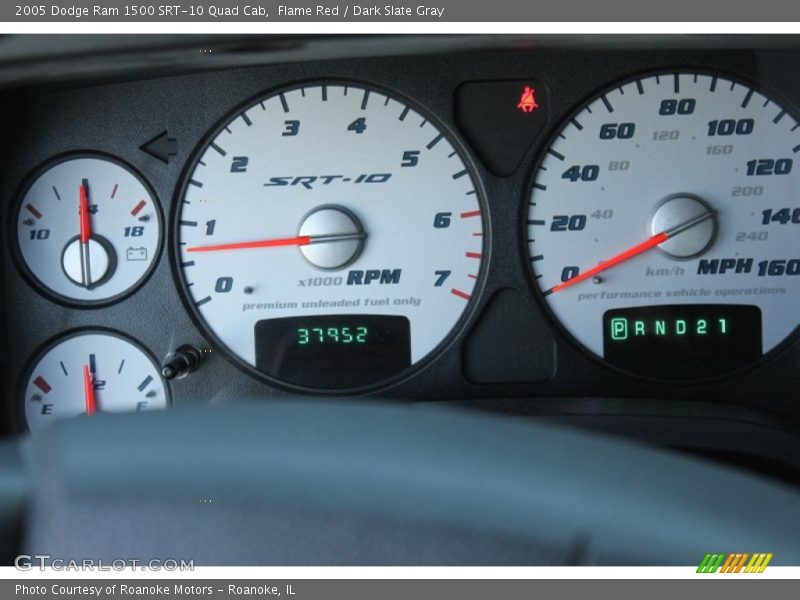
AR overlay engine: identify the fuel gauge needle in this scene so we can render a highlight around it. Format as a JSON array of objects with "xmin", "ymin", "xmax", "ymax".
[
  {"xmin": 79, "ymin": 180, "xmax": 93, "ymax": 288},
  {"xmin": 547, "ymin": 209, "xmax": 715, "ymax": 295},
  {"xmin": 83, "ymin": 364, "xmax": 97, "ymax": 415}
]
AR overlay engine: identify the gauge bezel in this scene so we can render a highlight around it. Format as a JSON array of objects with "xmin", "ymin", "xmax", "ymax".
[
  {"xmin": 171, "ymin": 78, "xmax": 490, "ymax": 395},
  {"xmin": 15, "ymin": 326, "xmax": 172, "ymax": 433},
  {"xmin": 9, "ymin": 150, "xmax": 165, "ymax": 309},
  {"xmin": 522, "ymin": 67, "xmax": 800, "ymax": 385}
]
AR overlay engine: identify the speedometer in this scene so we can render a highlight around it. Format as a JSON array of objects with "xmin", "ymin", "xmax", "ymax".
[
  {"xmin": 177, "ymin": 82, "xmax": 484, "ymax": 391},
  {"xmin": 528, "ymin": 71, "xmax": 800, "ymax": 381}
]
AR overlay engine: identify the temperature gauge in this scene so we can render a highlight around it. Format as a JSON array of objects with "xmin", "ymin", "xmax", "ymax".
[
  {"xmin": 22, "ymin": 330, "xmax": 169, "ymax": 432},
  {"xmin": 15, "ymin": 154, "xmax": 162, "ymax": 305}
]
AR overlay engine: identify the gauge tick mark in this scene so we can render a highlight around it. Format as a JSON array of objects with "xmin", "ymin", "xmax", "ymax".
[
  {"xmin": 137, "ymin": 375, "xmax": 153, "ymax": 392},
  {"xmin": 25, "ymin": 204, "xmax": 42, "ymax": 219},
  {"xmin": 33, "ymin": 376, "xmax": 51, "ymax": 394},
  {"xmin": 426, "ymin": 133, "xmax": 444, "ymax": 149},
  {"xmin": 210, "ymin": 142, "xmax": 227, "ymax": 157},
  {"xmin": 131, "ymin": 200, "xmax": 147, "ymax": 217}
]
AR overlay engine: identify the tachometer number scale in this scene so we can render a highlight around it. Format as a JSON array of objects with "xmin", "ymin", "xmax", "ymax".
[{"xmin": 178, "ymin": 83, "xmax": 484, "ymax": 389}]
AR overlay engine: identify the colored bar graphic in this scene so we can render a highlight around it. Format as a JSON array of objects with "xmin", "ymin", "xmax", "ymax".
[
  {"xmin": 698, "ymin": 552, "xmax": 772, "ymax": 573},
  {"xmin": 733, "ymin": 553, "xmax": 749, "ymax": 573},
  {"xmin": 697, "ymin": 553, "xmax": 726, "ymax": 573}
]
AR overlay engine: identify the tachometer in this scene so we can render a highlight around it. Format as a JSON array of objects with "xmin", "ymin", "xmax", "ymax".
[
  {"xmin": 528, "ymin": 71, "xmax": 800, "ymax": 380},
  {"xmin": 177, "ymin": 82, "xmax": 484, "ymax": 390}
]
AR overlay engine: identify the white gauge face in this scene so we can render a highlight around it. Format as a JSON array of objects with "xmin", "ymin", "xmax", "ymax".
[
  {"xmin": 178, "ymin": 83, "xmax": 484, "ymax": 390},
  {"xmin": 23, "ymin": 331, "xmax": 168, "ymax": 432},
  {"xmin": 528, "ymin": 72, "xmax": 800, "ymax": 380},
  {"xmin": 16, "ymin": 155, "xmax": 161, "ymax": 304}
]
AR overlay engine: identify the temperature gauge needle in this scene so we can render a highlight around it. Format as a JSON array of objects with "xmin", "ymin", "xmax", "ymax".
[
  {"xmin": 83, "ymin": 364, "xmax": 97, "ymax": 415},
  {"xmin": 186, "ymin": 232, "xmax": 367, "ymax": 253},
  {"xmin": 79, "ymin": 180, "xmax": 93, "ymax": 288},
  {"xmin": 548, "ymin": 210, "xmax": 715, "ymax": 295}
]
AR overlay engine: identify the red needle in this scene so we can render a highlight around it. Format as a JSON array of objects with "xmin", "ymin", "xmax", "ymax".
[
  {"xmin": 549, "ymin": 232, "xmax": 668, "ymax": 294},
  {"xmin": 83, "ymin": 364, "xmax": 97, "ymax": 415},
  {"xmin": 187, "ymin": 235, "xmax": 311, "ymax": 253},
  {"xmin": 186, "ymin": 231, "xmax": 366, "ymax": 253},
  {"xmin": 79, "ymin": 182, "xmax": 91, "ymax": 243},
  {"xmin": 548, "ymin": 209, "xmax": 716, "ymax": 295}
]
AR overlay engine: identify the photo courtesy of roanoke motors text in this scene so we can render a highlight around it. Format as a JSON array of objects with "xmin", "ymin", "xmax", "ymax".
[{"xmin": 0, "ymin": 0, "xmax": 799, "ymax": 597}]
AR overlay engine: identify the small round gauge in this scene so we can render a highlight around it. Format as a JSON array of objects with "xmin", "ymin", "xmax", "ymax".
[
  {"xmin": 528, "ymin": 71, "xmax": 800, "ymax": 381},
  {"xmin": 22, "ymin": 330, "xmax": 169, "ymax": 432},
  {"xmin": 15, "ymin": 154, "xmax": 162, "ymax": 305},
  {"xmin": 176, "ymin": 82, "xmax": 484, "ymax": 391}
]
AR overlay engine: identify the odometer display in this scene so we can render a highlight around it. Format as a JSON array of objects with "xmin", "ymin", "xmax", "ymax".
[
  {"xmin": 255, "ymin": 315, "xmax": 411, "ymax": 389},
  {"xmin": 177, "ymin": 82, "xmax": 483, "ymax": 390},
  {"xmin": 528, "ymin": 72, "xmax": 800, "ymax": 380}
]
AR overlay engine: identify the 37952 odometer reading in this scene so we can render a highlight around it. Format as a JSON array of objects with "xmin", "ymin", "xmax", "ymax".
[
  {"xmin": 528, "ymin": 72, "xmax": 800, "ymax": 381},
  {"xmin": 177, "ymin": 82, "xmax": 484, "ymax": 390}
]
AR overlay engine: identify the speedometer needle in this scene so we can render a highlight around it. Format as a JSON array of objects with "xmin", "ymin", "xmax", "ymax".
[
  {"xmin": 83, "ymin": 364, "xmax": 97, "ymax": 415},
  {"xmin": 186, "ymin": 232, "xmax": 367, "ymax": 253},
  {"xmin": 548, "ymin": 209, "xmax": 715, "ymax": 295},
  {"xmin": 79, "ymin": 180, "xmax": 93, "ymax": 288}
]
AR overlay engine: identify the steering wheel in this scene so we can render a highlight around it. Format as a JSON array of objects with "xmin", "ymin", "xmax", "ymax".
[{"xmin": 1, "ymin": 401, "xmax": 799, "ymax": 565}]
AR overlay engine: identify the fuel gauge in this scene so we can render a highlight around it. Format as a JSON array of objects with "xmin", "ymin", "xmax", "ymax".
[
  {"xmin": 15, "ymin": 154, "xmax": 162, "ymax": 305},
  {"xmin": 22, "ymin": 330, "xmax": 169, "ymax": 432}
]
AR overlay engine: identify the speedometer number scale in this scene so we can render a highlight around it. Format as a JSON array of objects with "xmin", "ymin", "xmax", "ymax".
[
  {"xmin": 528, "ymin": 73, "xmax": 800, "ymax": 380},
  {"xmin": 178, "ymin": 83, "xmax": 483, "ymax": 390}
]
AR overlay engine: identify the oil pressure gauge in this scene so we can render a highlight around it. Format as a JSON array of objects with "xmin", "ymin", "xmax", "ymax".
[
  {"xmin": 22, "ymin": 330, "xmax": 169, "ymax": 432},
  {"xmin": 15, "ymin": 154, "xmax": 162, "ymax": 305}
]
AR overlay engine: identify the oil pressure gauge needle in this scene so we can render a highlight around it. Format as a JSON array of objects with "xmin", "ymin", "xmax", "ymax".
[
  {"xmin": 548, "ymin": 209, "xmax": 715, "ymax": 295},
  {"xmin": 79, "ymin": 180, "xmax": 93, "ymax": 288},
  {"xmin": 83, "ymin": 364, "xmax": 97, "ymax": 415}
]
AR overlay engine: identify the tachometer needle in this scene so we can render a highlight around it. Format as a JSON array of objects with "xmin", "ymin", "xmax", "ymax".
[
  {"xmin": 548, "ymin": 209, "xmax": 715, "ymax": 295},
  {"xmin": 83, "ymin": 364, "xmax": 97, "ymax": 415},
  {"xmin": 186, "ymin": 232, "xmax": 367, "ymax": 253},
  {"xmin": 79, "ymin": 180, "xmax": 93, "ymax": 288}
]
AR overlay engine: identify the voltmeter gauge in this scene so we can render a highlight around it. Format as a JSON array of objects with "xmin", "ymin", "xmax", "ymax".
[
  {"xmin": 15, "ymin": 154, "xmax": 162, "ymax": 305},
  {"xmin": 176, "ymin": 82, "xmax": 485, "ymax": 391},
  {"xmin": 22, "ymin": 330, "xmax": 169, "ymax": 432}
]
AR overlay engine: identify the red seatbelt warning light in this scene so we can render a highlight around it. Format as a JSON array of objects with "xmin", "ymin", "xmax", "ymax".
[{"xmin": 517, "ymin": 86, "xmax": 539, "ymax": 113}]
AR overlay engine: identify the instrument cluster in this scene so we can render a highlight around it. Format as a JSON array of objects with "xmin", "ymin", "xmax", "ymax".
[{"xmin": 2, "ymin": 38, "xmax": 799, "ymax": 435}]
